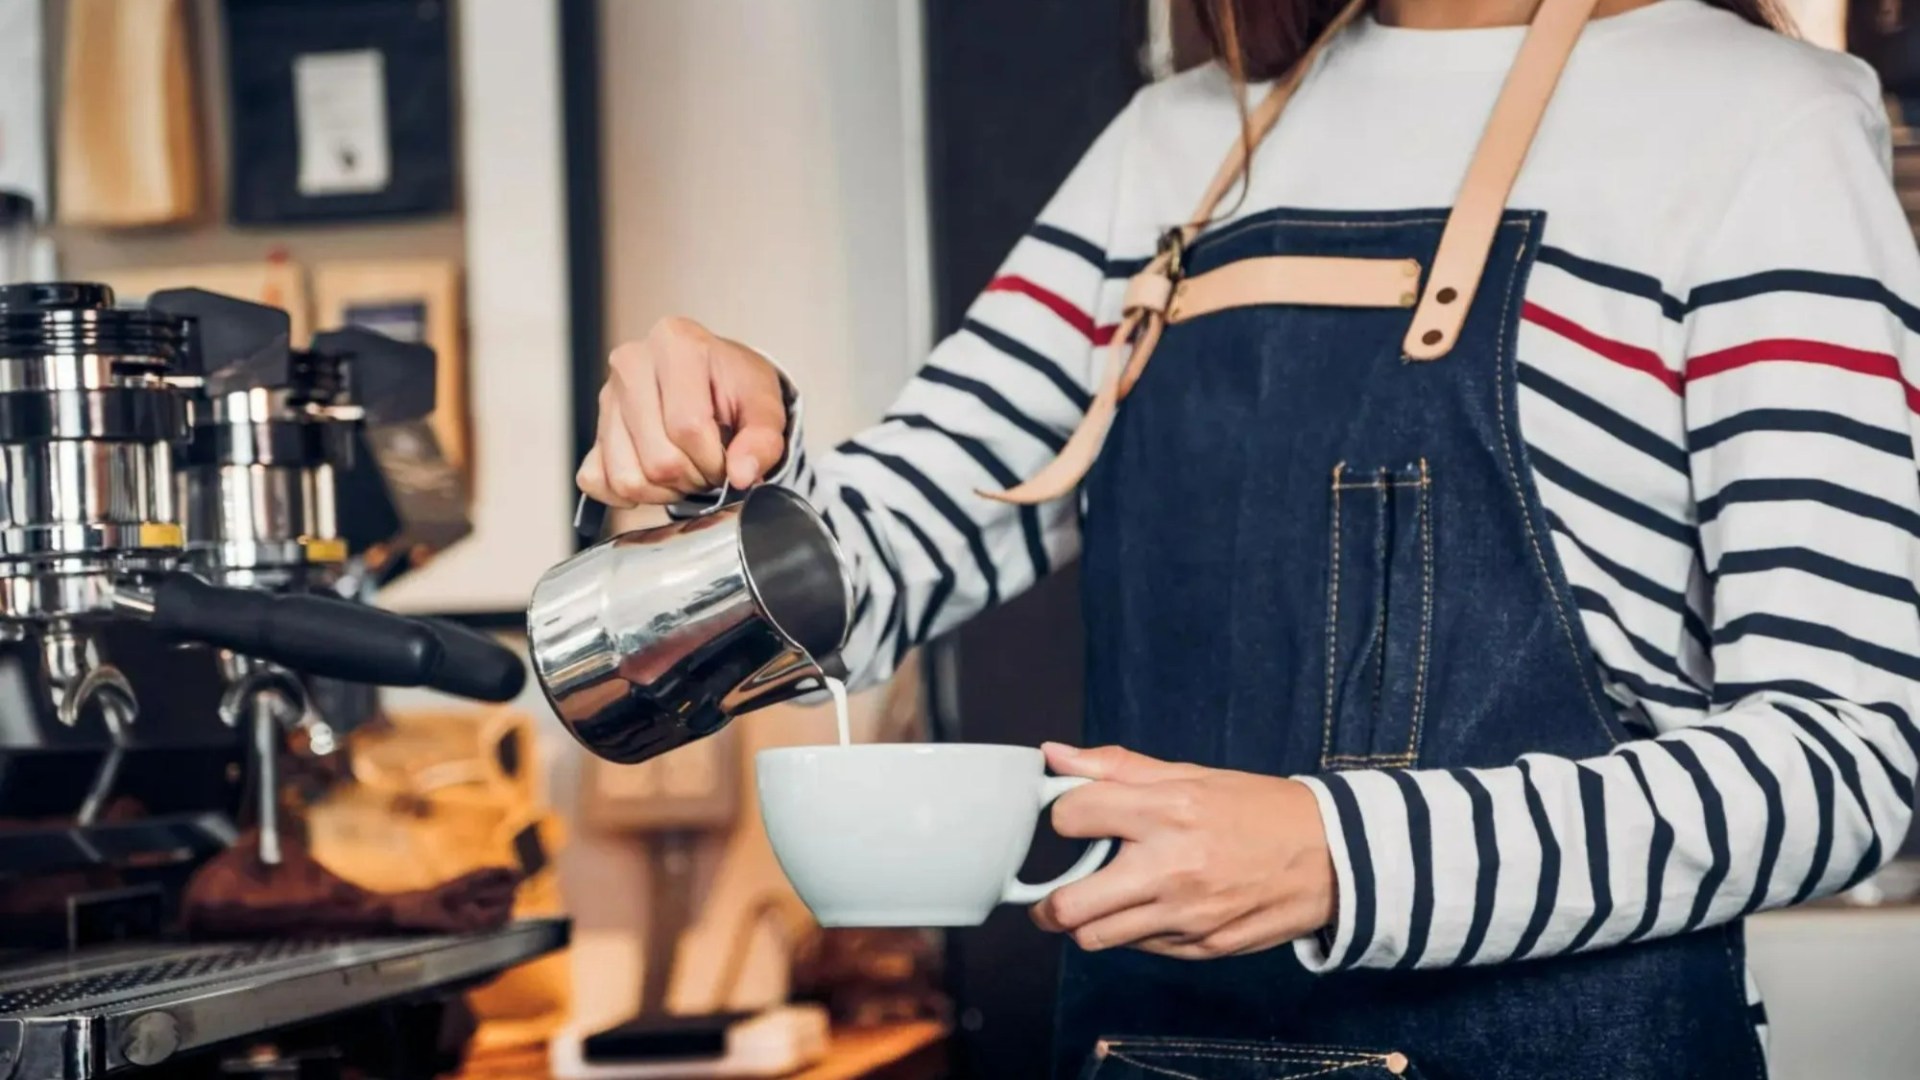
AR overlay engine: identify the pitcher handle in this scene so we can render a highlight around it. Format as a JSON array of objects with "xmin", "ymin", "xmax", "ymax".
[{"xmin": 1001, "ymin": 776, "xmax": 1115, "ymax": 905}]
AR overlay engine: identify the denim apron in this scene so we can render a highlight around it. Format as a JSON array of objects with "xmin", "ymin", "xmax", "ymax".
[{"xmin": 993, "ymin": 2, "xmax": 1770, "ymax": 1078}]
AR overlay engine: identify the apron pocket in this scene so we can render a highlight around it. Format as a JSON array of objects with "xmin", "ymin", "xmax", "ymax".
[
  {"xmin": 1320, "ymin": 460, "xmax": 1434, "ymax": 771},
  {"xmin": 1083, "ymin": 1037, "xmax": 1420, "ymax": 1080}
]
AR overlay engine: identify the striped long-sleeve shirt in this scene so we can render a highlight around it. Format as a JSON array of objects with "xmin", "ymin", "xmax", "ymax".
[{"xmin": 729, "ymin": 0, "xmax": 1920, "ymax": 1024}]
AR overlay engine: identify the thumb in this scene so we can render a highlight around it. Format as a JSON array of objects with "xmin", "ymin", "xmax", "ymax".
[
  {"xmin": 1043, "ymin": 743, "xmax": 1205, "ymax": 784},
  {"xmin": 725, "ymin": 423, "xmax": 787, "ymax": 489},
  {"xmin": 723, "ymin": 370, "xmax": 789, "ymax": 488}
]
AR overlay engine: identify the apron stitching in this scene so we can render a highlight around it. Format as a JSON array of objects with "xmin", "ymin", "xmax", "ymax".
[
  {"xmin": 1108, "ymin": 1040, "xmax": 1386, "ymax": 1058},
  {"xmin": 1407, "ymin": 457, "xmax": 1435, "ymax": 762},
  {"xmin": 1322, "ymin": 463, "xmax": 1346, "ymax": 767},
  {"xmin": 1111, "ymin": 1051, "xmax": 1382, "ymax": 1080},
  {"xmin": 1104, "ymin": 1051, "xmax": 1207, "ymax": 1080},
  {"xmin": 1325, "ymin": 753, "xmax": 1418, "ymax": 766},
  {"xmin": 1487, "ymin": 217, "xmax": 1618, "ymax": 749},
  {"xmin": 1370, "ymin": 471, "xmax": 1390, "ymax": 729}
]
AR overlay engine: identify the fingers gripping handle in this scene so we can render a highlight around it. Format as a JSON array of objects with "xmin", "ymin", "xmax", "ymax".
[{"xmin": 1001, "ymin": 776, "xmax": 1115, "ymax": 905}]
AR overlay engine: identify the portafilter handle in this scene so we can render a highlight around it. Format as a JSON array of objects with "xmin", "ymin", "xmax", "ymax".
[
  {"xmin": 135, "ymin": 572, "xmax": 443, "ymax": 687},
  {"xmin": 416, "ymin": 617, "xmax": 528, "ymax": 703}
]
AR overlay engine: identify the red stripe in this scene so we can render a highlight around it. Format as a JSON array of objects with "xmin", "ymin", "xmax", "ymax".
[
  {"xmin": 1522, "ymin": 302, "xmax": 1680, "ymax": 393},
  {"xmin": 986, "ymin": 275, "xmax": 1116, "ymax": 345},
  {"xmin": 1686, "ymin": 338, "xmax": 1920, "ymax": 413}
]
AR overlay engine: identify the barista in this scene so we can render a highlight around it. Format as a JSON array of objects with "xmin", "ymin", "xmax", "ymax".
[{"xmin": 580, "ymin": 0, "xmax": 1920, "ymax": 1076}]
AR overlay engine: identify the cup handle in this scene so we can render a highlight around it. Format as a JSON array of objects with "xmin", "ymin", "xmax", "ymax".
[{"xmin": 1001, "ymin": 775, "xmax": 1115, "ymax": 906}]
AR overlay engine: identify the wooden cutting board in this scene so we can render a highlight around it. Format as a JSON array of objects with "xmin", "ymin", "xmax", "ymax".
[{"xmin": 58, "ymin": 0, "xmax": 203, "ymax": 226}]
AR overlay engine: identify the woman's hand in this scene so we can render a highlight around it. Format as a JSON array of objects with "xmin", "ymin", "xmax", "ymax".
[
  {"xmin": 1031, "ymin": 743, "xmax": 1337, "ymax": 960},
  {"xmin": 577, "ymin": 317, "xmax": 788, "ymax": 507}
]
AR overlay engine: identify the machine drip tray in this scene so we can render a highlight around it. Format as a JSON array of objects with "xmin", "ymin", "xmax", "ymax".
[{"xmin": 0, "ymin": 917, "xmax": 569, "ymax": 1079}]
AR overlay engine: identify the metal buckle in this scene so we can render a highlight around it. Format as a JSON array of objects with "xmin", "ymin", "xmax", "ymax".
[{"xmin": 1156, "ymin": 227, "xmax": 1187, "ymax": 281}]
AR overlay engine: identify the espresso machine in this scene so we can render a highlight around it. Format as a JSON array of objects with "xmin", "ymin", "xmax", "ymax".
[{"xmin": 0, "ymin": 284, "xmax": 563, "ymax": 1080}]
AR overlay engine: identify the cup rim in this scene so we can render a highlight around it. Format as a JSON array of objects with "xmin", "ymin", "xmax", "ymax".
[{"xmin": 755, "ymin": 742, "xmax": 1042, "ymax": 765}]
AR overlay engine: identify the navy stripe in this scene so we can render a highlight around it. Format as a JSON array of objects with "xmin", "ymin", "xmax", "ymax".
[
  {"xmin": 887, "ymin": 508, "xmax": 956, "ymax": 647},
  {"xmin": 1107, "ymin": 253, "xmax": 1151, "ymax": 278},
  {"xmin": 1661, "ymin": 740, "xmax": 1729, "ymax": 932},
  {"xmin": 1698, "ymin": 478, "xmax": 1920, "ymax": 540},
  {"xmin": 850, "ymin": 587, "xmax": 871, "ymax": 629},
  {"xmin": 1789, "ymin": 738, "xmax": 1837, "ymax": 905},
  {"xmin": 1530, "ymin": 448, "xmax": 1693, "ymax": 545},
  {"xmin": 1518, "ymin": 366, "xmax": 1687, "ymax": 473},
  {"xmin": 1569, "ymin": 585, "xmax": 1707, "ymax": 695},
  {"xmin": 1777, "ymin": 704, "xmax": 1884, "ymax": 889},
  {"xmin": 1717, "ymin": 612, "xmax": 1920, "ymax": 683},
  {"xmin": 1566, "ymin": 765, "xmax": 1614, "ymax": 954},
  {"xmin": 1448, "ymin": 768, "xmax": 1501, "ymax": 965},
  {"xmin": 1537, "ymin": 245, "xmax": 1685, "ymax": 322},
  {"xmin": 1386, "ymin": 771, "xmax": 1434, "ymax": 971},
  {"xmin": 1318, "ymin": 774, "xmax": 1377, "ymax": 969},
  {"xmin": 1620, "ymin": 750, "xmax": 1674, "ymax": 943},
  {"xmin": 916, "ymin": 366, "xmax": 1067, "ymax": 453},
  {"xmin": 1511, "ymin": 760, "xmax": 1561, "ymax": 961},
  {"xmin": 838, "ymin": 489, "xmax": 907, "ymax": 661},
  {"xmin": 1694, "ymin": 727, "xmax": 1786, "ymax": 915},
  {"xmin": 1718, "ymin": 547, "xmax": 1920, "ymax": 610},
  {"xmin": 1691, "ymin": 408, "xmax": 1913, "ymax": 461},
  {"xmin": 884, "ymin": 412, "xmax": 1051, "ymax": 581},
  {"xmin": 1026, "ymin": 223, "xmax": 1106, "ymax": 271},
  {"xmin": 841, "ymin": 442, "xmax": 1003, "ymax": 609},
  {"xmin": 1686, "ymin": 268, "xmax": 1920, "ymax": 335},
  {"xmin": 1545, "ymin": 509, "xmax": 1710, "ymax": 651},
  {"xmin": 961, "ymin": 319, "xmax": 1095, "ymax": 412},
  {"xmin": 1607, "ymin": 664, "xmax": 1714, "ymax": 711},
  {"xmin": 1712, "ymin": 679, "xmax": 1920, "ymax": 793}
]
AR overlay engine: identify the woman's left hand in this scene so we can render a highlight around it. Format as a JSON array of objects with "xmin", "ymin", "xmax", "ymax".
[{"xmin": 1030, "ymin": 743, "xmax": 1337, "ymax": 960}]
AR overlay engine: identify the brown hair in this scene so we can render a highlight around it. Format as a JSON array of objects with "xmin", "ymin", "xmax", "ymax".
[{"xmin": 1188, "ymin": 0, "xmax": 1788, "ymax": 83}]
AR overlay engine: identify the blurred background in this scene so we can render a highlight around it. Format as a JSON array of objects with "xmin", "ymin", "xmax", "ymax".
[{"xmin": 2, "ymin": 0, "xmax": 1919, "ymax": 1077}]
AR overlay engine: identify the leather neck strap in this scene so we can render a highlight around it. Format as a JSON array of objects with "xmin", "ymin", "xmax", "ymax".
[
  {"xmin": 984, "ymin": 0, "xmax": 1598, "ymax": 505},
  {"xmin": 1402, "ymin": 0, "xmax": 1601, "ymax": 358}
]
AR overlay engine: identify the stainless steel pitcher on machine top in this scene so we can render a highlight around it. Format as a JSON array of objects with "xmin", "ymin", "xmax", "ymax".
[{"xmin": 527, "ymin": 485, "xmax": 853, "ymax": 765}]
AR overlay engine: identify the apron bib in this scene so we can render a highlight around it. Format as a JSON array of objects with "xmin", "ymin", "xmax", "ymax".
[{"xmin": 982, "ymin": 1, "xmax": 1772, "ymax": 1077}]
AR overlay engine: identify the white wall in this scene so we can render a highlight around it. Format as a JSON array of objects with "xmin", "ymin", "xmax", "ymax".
[
  {"xmin": 597, "ymin": 0, "xmax": 929, "ymax": 441},
  {"xmin": 539, "ymin": 0, "xmax": 933, "ymax": 1014}
]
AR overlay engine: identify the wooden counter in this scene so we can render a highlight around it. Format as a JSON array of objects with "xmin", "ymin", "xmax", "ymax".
[
  {"xmin": 476, "ymin": 1022, "xmax": 948, "ymax": 1080},
  {"xmin": 793, "ymin": 1022, "xmax": 947, "ymax": 1080}
]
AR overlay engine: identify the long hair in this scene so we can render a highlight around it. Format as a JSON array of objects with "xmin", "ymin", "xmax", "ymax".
[{"xmin": 1188, "ymin": 0, "xmax": 1787, "ymax": 83}]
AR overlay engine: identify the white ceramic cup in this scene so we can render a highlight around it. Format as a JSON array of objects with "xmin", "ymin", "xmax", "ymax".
[{"xmin": 755, "ymin": 743, "xmax": 1115, "ymax": 927}]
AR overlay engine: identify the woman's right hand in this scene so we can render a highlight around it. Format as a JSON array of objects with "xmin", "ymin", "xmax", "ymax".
[{"xmin": 576, "ymin": 316, "xmax": 789, "ymax": 507}]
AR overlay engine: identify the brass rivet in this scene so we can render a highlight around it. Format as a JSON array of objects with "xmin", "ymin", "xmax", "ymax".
[
  {"xmin": 1402, "ymin": 262, "xmax": 1419, "ymax": 278},
  {"xmin": 1436, "ymin": 286, "xmax": 1458, "ymax": 304},
  {"xmin": 1398, "ymin": 291, "xmax": 1417, "ymax": 307},
  {"xmin": 1421, "ymin": 329, "xmax": 1443, "ymax": 346},
  {"xmin": 1386, "ymin": 1052, "xmax": 1409, "ymax": 1075}
]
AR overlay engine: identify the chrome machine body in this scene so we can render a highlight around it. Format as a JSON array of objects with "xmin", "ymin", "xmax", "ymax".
[{"xmin": 0, "ymin": 286, "xmax": 549, "ymax": 1080}]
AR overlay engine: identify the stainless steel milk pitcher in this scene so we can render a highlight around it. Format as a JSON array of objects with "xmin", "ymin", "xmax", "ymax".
[{"xmin": 527, "ymin": 484, "xmax": 852, "ymax": 764}]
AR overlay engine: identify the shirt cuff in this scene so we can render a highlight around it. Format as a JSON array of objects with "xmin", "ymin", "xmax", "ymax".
[
  {"xmin": 668, "ymin": 347, "xmax": 804, "ymax": 518},
  {"xmin": 1291, "ymin": 774, "xmax": 1360, "ymax": 974}
]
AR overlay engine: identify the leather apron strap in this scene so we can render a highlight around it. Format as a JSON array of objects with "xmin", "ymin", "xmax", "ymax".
[{"xmin": 986, "ymin": 0, "xmax": 1601, "ymax": 506}]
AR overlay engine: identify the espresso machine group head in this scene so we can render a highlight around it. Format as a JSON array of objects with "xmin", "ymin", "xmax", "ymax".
[{"xmin": 0, "ymin": 284, "xmax": 524, "ymax": 831}]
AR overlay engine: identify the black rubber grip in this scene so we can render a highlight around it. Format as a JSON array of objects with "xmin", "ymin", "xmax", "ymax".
[
  {"xmin": 418, "ymin": 617, "xmax": 528, "ymax": 702},
  {"xmin": 149, "ymin": 573, "xmax": 441, "ymax": 686}
]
